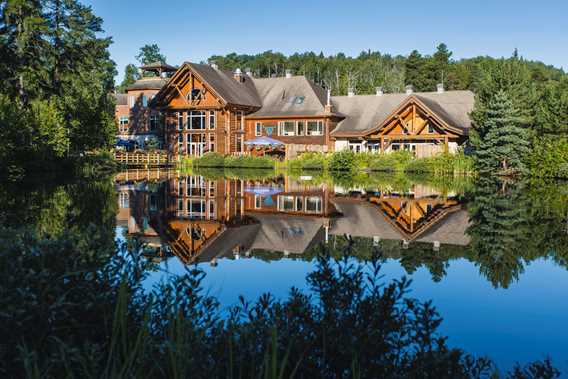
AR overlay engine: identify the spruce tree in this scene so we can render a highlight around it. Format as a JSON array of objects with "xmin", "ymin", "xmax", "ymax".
[
  {"xmin": 470, "ymin": 90, "xmax": 531, "ymax": 174},
  {"xmin": 404, "ymin": 50, "xmax": 428, "ymax": 91}
]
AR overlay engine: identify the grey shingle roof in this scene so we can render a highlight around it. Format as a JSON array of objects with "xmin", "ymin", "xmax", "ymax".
[
  {"xmin": 248, "ymin": 76, "xmax": 328, "ymax": 118},
  {"xmin": 248, "ymin": 213, "xmax": 326, "ymax": 254},
  {"xmin": 331, "ymin": 90, "xmax": 474, "ymax": 136},
  {"xmin": 187, "ymin": 63, "xmax": 262, "ymax": 108},
  {"xmin": 126, "ymin": 77, "xmax": 168, "ymax": 91}
]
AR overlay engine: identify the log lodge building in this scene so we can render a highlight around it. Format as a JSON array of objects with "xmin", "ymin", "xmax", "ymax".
[{"xmin": 116, "ymin": 61, "xmax": 474, "ymax": 158}]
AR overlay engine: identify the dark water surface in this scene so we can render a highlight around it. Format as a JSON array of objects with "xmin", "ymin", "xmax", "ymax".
[{"xmin": 4, "ymin": 169, "xmax": 568, "ymax": 372}]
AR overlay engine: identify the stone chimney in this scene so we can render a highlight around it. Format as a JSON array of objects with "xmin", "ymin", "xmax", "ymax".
[
  {"xmin": 233, "ymin": 68, "xmax": 243, "ymax": 82},
  {"xmin": 285, "ymin": 69, "xmax": 293, "ymax": 78},
  {"xmin": 436, "ymin": 83, "xmax": 445, "ymax": 93},
  {"xmin": 405, "ymin": 85, "xmax": 414, "ymax": 95},
  {"xmin": 347, "ymin": 87, "xmax": 355, "ymax": 97},
  {"xmin": 324, "ymin": 89, "xmax": 334, "ymax": 113},
  {"xmin": 245, "ymin": 68, "xmax": 253, "ymax": 77},
  {"xmin": 375, "ymin": 86, "xmax": 384, "ymax": 96},
  {"xmin": 210, "ymin": 62, "xmax": 218, "ymax": 70}
]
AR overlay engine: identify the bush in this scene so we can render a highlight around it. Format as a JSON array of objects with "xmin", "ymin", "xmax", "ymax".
[
  {"xmin": 224, "ymin": 155, "xmax": 275, "ymax": 169},
  {"xmin": 193, "ymin": 152, "xmax": 225, "ymax": 167},
  {"xmin": 368, "ymin": 151, "xmax": 413, "ymax": 172},
  {"xmin": 329, "ymin": 150, "xmax": 356, "ymax": 172},
  {"xmin": 289, "ymin": 152, "xmax": 329, "ymax": 170},
  {"xmin": 529, "ymin": 137, "xmax": 568, "ymax": 178}
]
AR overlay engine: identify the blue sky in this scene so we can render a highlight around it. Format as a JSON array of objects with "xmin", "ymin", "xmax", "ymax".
[{"xmin": 84, "ymin": 0, "xmax": 567, "ymax": 82}]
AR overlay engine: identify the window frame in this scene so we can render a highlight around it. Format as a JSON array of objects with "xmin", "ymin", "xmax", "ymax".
[
  {"xmin": 188, "ymin": 110, "xmax": 206, "ymax": 130},
  {"xmin": 307, "ymin": 120, "xmax": 324, "ymax": 136},
  {"xmin": 279, "ymin": 121, "xmax": 296, "ymax": 136},
  {"xmin": 255, "ymin": 122, "xmax": 262, "ymax": 137}
]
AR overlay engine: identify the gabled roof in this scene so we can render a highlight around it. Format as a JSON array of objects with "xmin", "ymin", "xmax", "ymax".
[
  {"xmin": 140, "ymin": 61, "xmax": 177, "ymax": 72},
  {"xmin": 331, "ymin": 90, "xmax": 474, "ymax": 137},
  {"xmin": 248, "ymin": 212, "xmax": 326, "ymax": 254},
  {"xmin": 188, "ymin": 62, "xmax": 262, "ymax": 108},
  {"xmin": 126, "ymin": 77, "xmax": 168, "ymax": 91},
  {"xmin": 247, "ymin": 76, "xmax": 329, "ymax": 118}
]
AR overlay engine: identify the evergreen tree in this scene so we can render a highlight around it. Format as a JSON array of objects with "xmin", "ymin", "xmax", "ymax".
[
  {"xmin": 135, "ymin": 43, "xmax": 166, "ymax": 65},
  {"xmin": 117, "ymin": 63, "xmax": 140, "ymax": 93},
  {"xmin": 404, "ymin": 50, "xmax": 428, "ymax": 90},
  {"xmin": 470, "ymin": 90, "xmax": 531, "ymax": 174},
  {"xmin": 432, "ymin": 43, "xmax": 452, "ymax": 87}
]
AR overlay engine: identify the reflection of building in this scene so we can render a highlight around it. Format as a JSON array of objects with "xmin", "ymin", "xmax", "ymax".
[
  {"xmin": 116, "ymin": 174, "xmax": 471, "ymax": 265},
  {"xmin": 115, "ymin": 183, "xmax": 164, "ymax": 250},
  {"xmin": 330, "ymin": 190, "xmax": 470, "ymax": 247}
]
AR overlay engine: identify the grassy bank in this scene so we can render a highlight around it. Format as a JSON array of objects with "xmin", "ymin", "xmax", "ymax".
[{"xmin": 185, "ymin": 151, "xmax": 476, "ymax": 176}]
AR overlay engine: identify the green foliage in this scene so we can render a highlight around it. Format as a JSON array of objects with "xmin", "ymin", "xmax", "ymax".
[
  {"xmin": 117, "ymin": 63, "xmax": 140, "ymax": 93},
  {"xmin": 329, "ymin": 150, "xmax": 356, "ymax": 172},
  {"xmin": 288, "ymin": 152, "xmax": 329, "ymax": 170},
  {"xmin": 471, "ymin": 91, "xmax": 531, "ymax": 175},
  {"xmin": 193, "ymin": 152, "xmax": 229, "ymax": 167},
  {"xmin": 405, "ymin": 152, "xmax": 475, "ymax": 176},
  {"xmin": 136, "ymin": 43, "xmax": 166, "ymax": 66},
  {"xmin": 0, "ymin": 0, "xmax": 116, "ymax": 174},
  {"xmin": 193, "ymin": 153, "xmax": 276, "ymax": 169},
  {"xmin": 367, "ymin": 151, "xmax": 414, "ymax": 172},
  {"xmin": 529, "ymin": 137, "xmax": 568, "ymax": 179}
]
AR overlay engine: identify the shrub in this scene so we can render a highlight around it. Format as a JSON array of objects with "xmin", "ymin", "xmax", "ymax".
[
  {"xmin": 329, "ymin": 150, "xmax": 356, "ymax": 172},
  {"xmin": 529, "ymin": 137, "xmax": 568, "ymax": 178},
  {"xmin": 289, "ymin": 152, "xmax": 329, "ymax": 170},
  {"xmin": 193, "ymin": 152, "xmax": 225, "ymax": 167},
  {"xmin": 224, "ymin": 155, "xmax": 275, "ymax": 169},
  {"xmin": 368, "ymin": 151, "xmax": 413, "ymax": 172}
]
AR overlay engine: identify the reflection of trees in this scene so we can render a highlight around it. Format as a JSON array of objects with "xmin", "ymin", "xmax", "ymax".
[
  {"xmin": 466, "ymin": 177, "xmax": 530, "ymax": 288},
  {"xmin": 0, "ymin": 177, "xmax": 117, "ymax": 256}
]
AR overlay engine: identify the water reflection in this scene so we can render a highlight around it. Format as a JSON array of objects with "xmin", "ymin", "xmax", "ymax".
[{"xmin": 115, "ymin": 169, "xmax": 568, "ymax": 290}]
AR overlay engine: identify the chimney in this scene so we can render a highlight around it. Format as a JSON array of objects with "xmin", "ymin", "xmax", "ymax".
[
  {"xmin": 375, "ymin": 86, "xmax": 384, "ymax": 96},
  {"xmin": 436, "ymin": 83, "xmax": 445, "ymax": 93},
  {"xmin": 324, "ymin": 89, "xmax": 333, "ymax": 113},
  {"xmin": 347, "ymin": 87, "xmax": 355, "ymax": 97},
  {"xmin": 285, "ymin": 69, "xmax": 293, "ymax": 78},
  {"xmin": 233, "ymin": 68, "xmax": 243, "ymax": 82},
  {"xmin": 210, "ymin": 61, "xmax": 218, "ymax": 70},
  {"xmin": 405, "ymin": 85, "xmax": 414, "ymax": 95},
  {"xmin": 245, "ymin": 68, "xmax": 253, "ymax": 77}
]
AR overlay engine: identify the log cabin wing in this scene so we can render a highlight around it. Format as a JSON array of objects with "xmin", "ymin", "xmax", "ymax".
[{"xmin": 331, "ymin": 90, "xmax": 474, "ymax": 156}]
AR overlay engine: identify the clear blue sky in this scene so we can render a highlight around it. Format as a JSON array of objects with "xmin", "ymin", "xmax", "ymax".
[{"xmin": 84, "ymin": 0, "xmax": 567, "ymax": 82}]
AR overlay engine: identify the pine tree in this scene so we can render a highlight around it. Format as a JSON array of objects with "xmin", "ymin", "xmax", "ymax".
[
  {"xmin": 470, "ymin": 90, "xmax": 531, "ymax": 174},
  {"xmin": 135, "ymin": 43, "xmax": 166, "ymax": 65},
  {"xmin": 404, "ymin": 50, "xmax": 427, "ymax": 90},
  {"xmin": 117, "ymin": 64, "xmax": 140, "ymax": 93},
  {"xmin": 432, "ymin": 43, "xmax": 452, "ymax": 86}
]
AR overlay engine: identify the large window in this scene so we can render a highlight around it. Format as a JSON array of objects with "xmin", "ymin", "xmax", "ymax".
[
  {"xmin": 279, "ymin": 121, "xmax": 296, "ymax": 136},
  {"xmin": 119, "ymin": 116, "xmax": 129, "ymax": 133},
  {"xmin": 305, "ymin": 196, "xmax": 322, "ymax": 213},
  {"xmin": 208, "ymin": 111, "xmax": 216, "ymax": 129},
  {"xmin": 188, "ymin": 111, "xmax": 206, "ymax": 130},
  {"xmin": 129, "ymin": 96, "xmax": 135, "ymax": 108},
  {"xmin": 236, "ymin": 111, "xmax": 244, "ymax": 130},
  {"xmin": 178, "ymin": 133, "xmax": 184, "ymax": 153},
  {"xmin": 307, "ymin": 120, "xmax": 324, "ymax": 136},
  {"xmin": 177, "ymin": 112, "xmax": 184, "ymax": 130},
  {"xmin": 149, "ymin": 115, "xmax": 158, "ymax": 131},
  {"xmin": 141, "ymin": 95, "xmax": 148, "ymax": 107},
  {"xmin": 255, "ymin": 122, "xmax": 262, "ymax": 136},
  {"xmin": 297, "ymin": 121, "xmax": 305, "ymax": 136},
  {"xmin": 209, "ymin": 134, "xmax": 215, "ymax": 153}
]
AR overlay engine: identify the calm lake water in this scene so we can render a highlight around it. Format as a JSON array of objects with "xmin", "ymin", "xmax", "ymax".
[{"xmin": 4, "ymin": 169, "xmax": 568, "ymax": 372}]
